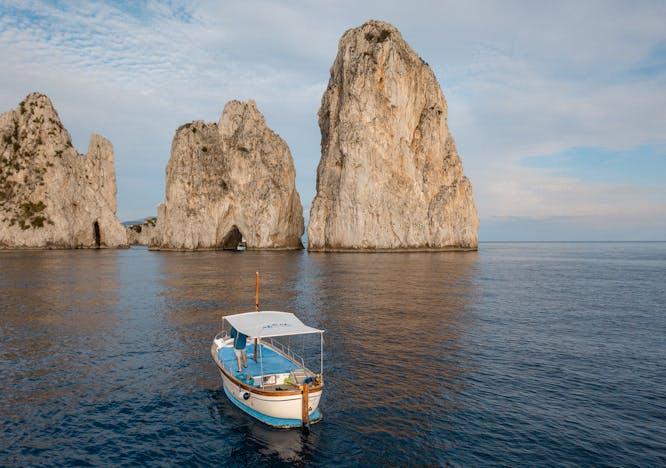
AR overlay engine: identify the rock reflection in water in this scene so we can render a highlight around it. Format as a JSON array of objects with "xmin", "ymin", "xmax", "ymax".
[
  {"xmin": 304, "ymin": 252, "xmax": 478, "ymax": 457},
  {"xmin": 156, "ymin": 250, "xmax": 478, "ymax": 463},
  {"xmin": 2, "ymin": 244, "xmax": 664, "ymax": 465},
  {"xmin": 0, "ymin": 248, "xmax": 478, "ymax": 465},
  {"xmin": 0, "ymin": 250, "xmax": 122, "ymax": 452}
]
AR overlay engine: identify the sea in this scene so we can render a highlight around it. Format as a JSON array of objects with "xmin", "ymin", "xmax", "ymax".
[{"xmin": 1, "ymin": 243, "xmax": 664, "ymax": 466}]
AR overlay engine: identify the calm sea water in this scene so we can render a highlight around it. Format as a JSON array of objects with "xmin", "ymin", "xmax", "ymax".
[{"xmin": 0, "ymin": 243, "xmax": 664, "ymax": 466}]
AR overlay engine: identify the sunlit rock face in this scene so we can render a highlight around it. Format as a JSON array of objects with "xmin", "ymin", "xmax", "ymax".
[
  {"xmin": 126, "ymin": 217, "xmax": 157, "ymax": 246},
  {"xmin": 152, "ymin": 100, "xmax": 304, "ymax": 250},
  {"xmin": 0, "ymin": 93, "xmax": 127, "ymax": 248},
  {"xmin": 308, "ymin": 20, "xmax": 479, "ymax": 251}
]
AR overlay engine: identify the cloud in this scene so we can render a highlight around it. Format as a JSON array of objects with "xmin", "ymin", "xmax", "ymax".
[
  {"xmin": 0, "ymin": 0, "xmax": 664, "ymax": 238},
  {"xmin": 0, "ymin": 0, "xmax": 328, "ymax": 219}
]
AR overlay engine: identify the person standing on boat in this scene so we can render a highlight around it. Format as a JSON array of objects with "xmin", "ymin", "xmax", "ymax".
[{"xmin": 230, "ymin": 326, "xmax": 248, "ymax": 372}]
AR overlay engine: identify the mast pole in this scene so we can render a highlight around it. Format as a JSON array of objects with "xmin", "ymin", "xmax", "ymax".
[{"xmin": 255, "ymin": 271, "xmax": 260, "ymax": 311}]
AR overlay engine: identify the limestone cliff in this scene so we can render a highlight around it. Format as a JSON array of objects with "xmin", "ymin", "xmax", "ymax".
[
  {"xmin": 308, "ymin": 20, "xmax": 479, "ymax": 251},
  {"xmin": 126, "ymin": 217, "xmax": 157, "ymax": 246},
  {"xmin": 0, "ymin": 93, "xmax": 127, "ymax": 248},
  {"xmin": 151, "ymin": 100, "xmax": 304, "ymax": 250}
]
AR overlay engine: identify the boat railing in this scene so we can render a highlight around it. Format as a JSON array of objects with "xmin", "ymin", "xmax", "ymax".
[
  {"xmin": 214, "ymin": 331, "xmax": 229, "ymax": 342},
  {"xmin": 215, "ymin": 331, "xmax": 307, "ymax": 370},
  {"xmin": 214, "ymin": 331, "xmax": 230, "ymax": 371},
  {"xmin": 263, "ymin": 337, "xmax": 306, "ymax": 368}
]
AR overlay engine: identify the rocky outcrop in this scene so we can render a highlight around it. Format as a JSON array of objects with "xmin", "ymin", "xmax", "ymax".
[
  {"xmin": 151, "ymin": 100, "xmax": 304, "ymax": 250},
  {"xmin": 126, "ymin": 217, "xmax": 157, "ymax": 245},
  {"xmin": 308, "ymin": 20, "xmax": 479, "ymax": 251},
  {"xmin": 0, "ymin": 93, "xmax": 127, "ymax": 248}
]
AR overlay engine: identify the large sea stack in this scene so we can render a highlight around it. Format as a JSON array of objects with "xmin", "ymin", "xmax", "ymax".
[
  {"xmin": 152, "ymin": 100, "xmax": 304, "ymax": 250},
  {"xmin": 0, "ymin": 93, "xmax": 127, "ymax": 248},
  {"xmin": 308, "ymin": 20, "xmax": 479, "ymax": 251}
]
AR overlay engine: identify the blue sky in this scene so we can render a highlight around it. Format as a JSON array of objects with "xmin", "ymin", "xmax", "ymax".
[{"xmin": 0, "ymin": 0, "xmax": 664, "ymax": 240}]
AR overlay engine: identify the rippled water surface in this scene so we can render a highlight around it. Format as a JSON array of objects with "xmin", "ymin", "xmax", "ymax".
[{"xmin": 1, "ymin": 243, "xmax": 665, "ymax": 465}]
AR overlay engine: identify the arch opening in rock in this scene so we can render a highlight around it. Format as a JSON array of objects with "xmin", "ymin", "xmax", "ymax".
[
  {"xmin": 220, "ymin": 225, "xmax": 243, "ymax": 250},
  {"xmin": 93, "ymin": 221, "xmax": 101, "ymax": 248}
]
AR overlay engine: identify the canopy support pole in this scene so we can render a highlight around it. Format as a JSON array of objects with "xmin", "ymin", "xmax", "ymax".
[{"xmin": 259, "ymin": 339, "xmax": 264, "ymax": 388}]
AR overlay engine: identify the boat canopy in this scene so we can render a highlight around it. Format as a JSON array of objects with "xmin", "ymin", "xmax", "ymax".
[{"xmin": 223, "ymin": 311, "xmax": 324, "ymax": 338}]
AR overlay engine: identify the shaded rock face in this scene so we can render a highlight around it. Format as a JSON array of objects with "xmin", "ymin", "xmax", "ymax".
[
  {"xmin": 126, "ymin": 217, "xmax": 157, "ymax": 246},
  {"xmin": 152, "ymin": 100, "xmax": 304, "ymax": 250},
  {"xmin": 0, "ymin": 93, "xmax": 127, "ymax": 248},
  {"xmin": 308, "ymin": 20, "xmax": 479, "ymax": 251}
]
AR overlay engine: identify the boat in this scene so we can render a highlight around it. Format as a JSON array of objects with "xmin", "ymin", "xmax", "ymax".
[
  {"xmin": 236, "ymin": 236, "xmax": 247, "ymax": 251},
  {"xmin": 211, "ymin": 274, "xmax": 324, "ymax": 428},
  {"xmin": 211, "ymin": 311, "xmax": 325, "ymax": 428}
]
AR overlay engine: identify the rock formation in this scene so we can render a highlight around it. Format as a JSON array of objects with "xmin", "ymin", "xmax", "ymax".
[
  {"xmin": 308, "ymin": 20, "xmax": 479, "ymax": 251},
  {"xmin": 126, "ymin": 217, "xmax": 157, "ymax": 246},
  {"xmin": 151, "ymin": 100, "xmax": 304, "ymax": 250},
  {"xmin": 0, "ymin": 93, "xmax": 127, "ymax": 248}
]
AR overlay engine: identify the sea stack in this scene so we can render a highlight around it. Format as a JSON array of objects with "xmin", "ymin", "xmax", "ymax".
[
  {"xmin": 0, "ymin": 93, "xmax": 127, "ymax": 248},
  {"xmin": 126, "ymin": 217, "xmax": 157, "ymax": 246},
  {"xmin": 151, "ymin": 100, "xmax": 304, "ymax": 250},
  {"xmin": 308, "ymin": 20, "xmax": 479, "ymax": 251}
]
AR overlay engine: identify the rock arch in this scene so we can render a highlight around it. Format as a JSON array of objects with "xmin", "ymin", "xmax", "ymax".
[
  {"xmin": 93, "ymin": 221, "xmax": 101, "ymax": 248},
  {"xmin": 220, "ymin": 225, "xmax": 243, "ymax": 250}
]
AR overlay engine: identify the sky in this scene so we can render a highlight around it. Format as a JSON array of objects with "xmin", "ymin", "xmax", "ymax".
[{"xmin": 0, "ymin": 0, "xmax": 664, "ymax": 241}]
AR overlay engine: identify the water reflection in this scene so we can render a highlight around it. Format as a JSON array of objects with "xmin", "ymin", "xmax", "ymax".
[
  {"xmin": 154, "ymin": 249, "xmax": 479, "ymax": 462},
  {"xmin": 156, "ymin": 250, "xmax": 313, "ymax": 392},
  {"xmin": 2, "ymin": 244, "xmax": 664, "ymax": 465},
  {"xmin": 0, "ymin": 250, "xmax": 121, "ymax": 449},
  {"xmin": 246, "ymin": 421, "xmax": 317, "ymax": 463},
  {"xmin": 303, "ymin": 252, "xmax": 478, "ymax": 458},
  {"xmin": 0, "ymin": 248, "xmax": 478, "ymax": 465}
]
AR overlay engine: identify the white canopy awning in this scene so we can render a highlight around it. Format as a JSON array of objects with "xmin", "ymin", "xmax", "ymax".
[{"xmin": 223, "ymin": 311, "xmax": 324, "ymax": 338}]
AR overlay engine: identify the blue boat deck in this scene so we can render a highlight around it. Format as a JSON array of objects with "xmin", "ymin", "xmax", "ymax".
[{"xmin": 218, "ymin": 343, "xmax": 299, "ymax": 381}]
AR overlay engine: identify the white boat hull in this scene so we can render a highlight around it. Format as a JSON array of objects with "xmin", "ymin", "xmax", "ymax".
[
  {"xmin": 220, "ymin": 371, "xmax": 322, "ymax": 422},
  {"xmin": 211, "ymin": 338, "xmax": 324, "ymax": 427}
]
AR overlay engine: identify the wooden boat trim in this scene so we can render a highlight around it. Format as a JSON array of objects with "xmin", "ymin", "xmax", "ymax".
[{"xmin": 210, "ymin": 343, "xmax": 323, "ymax": 397}]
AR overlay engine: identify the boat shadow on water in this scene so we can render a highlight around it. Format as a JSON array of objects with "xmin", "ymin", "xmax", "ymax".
[{"xmin": 206, "ymin": 388, "xmax": 319, "ymax": 464}]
